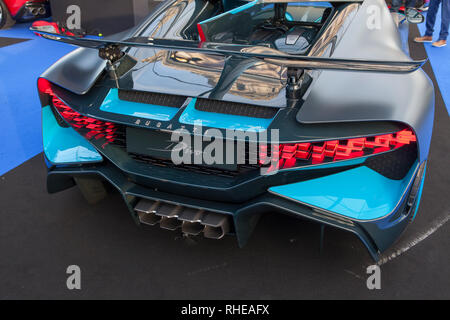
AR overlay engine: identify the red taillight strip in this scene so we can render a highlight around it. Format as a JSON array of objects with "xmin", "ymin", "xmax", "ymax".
[
  {"xmin": 261, "ymin": 130, "xmax": 417, "ymax": 172},
  {"xmin": 39, "ymin": 78, "xmax": 120, "ymax": 148}
]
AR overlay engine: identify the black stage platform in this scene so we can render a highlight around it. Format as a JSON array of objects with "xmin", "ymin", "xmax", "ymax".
[{"xmin": 0, "ymin": 25, "xmax": 448, "ymax": 299}]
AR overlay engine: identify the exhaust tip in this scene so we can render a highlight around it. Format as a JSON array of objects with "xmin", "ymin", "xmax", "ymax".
[
  {"xmin": 160, "ymin": 217, "xmax": 182, "ymax": 231},
  {"xmin": 202, "ymin": 213, "xmax": 231, "ymax": 240},
  {"xmin": 204, "ymin": 226, "xmax": 227, "ymax": 240},
  {"xmin": 135, "ymin": 199, "xmax": 161, "ymax": 226},
  {"xmin": 137, "ymin": 211, "xmax": 161, "ymax": 226},
  {"xmin": 38, "ymin": 7, "xmax": 46, "ymax": 15},
  {"xmin": 182, "ymin": 221, "xmax": 205, "ymax": 236},
  {"xmin": 179, "ymin": 208, "xmax": 205, "ymax": 235}
]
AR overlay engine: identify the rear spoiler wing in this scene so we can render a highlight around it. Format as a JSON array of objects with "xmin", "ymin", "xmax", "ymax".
[{"xmin": 31, "ymin": 28, "xmax": 425, "ymax": 74}]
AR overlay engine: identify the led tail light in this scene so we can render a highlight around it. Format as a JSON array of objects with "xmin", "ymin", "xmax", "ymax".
[
  {"xmin": 38, "ymin": 78, "xmax": 120, "ymax": 148},
  {"xmin": 261, "ymin": 130, "xmax": 417, "ymax": 172}
]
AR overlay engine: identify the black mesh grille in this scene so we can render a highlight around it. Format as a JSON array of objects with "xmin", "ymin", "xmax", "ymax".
[
  {"xmin": 129, "ymin": 153, "xmax": 259, "ymax": 178},
  {"xmin": 365, "ymin": 144, "xmax": 417, "ymax": 180},
  {"xmin": 195, "ymin": 98, "xmax": 279, "ymax": 119},
  {"xmin": 109, "ymin": 125, "xmax": 127, "ymax": 149},
  {"xmin": 108, "ymin": 126, "xmax": 260, "ymax": 178},
  {"xmin": 118, "ymin": 89, "xmax": 187, "ymax": 108}
]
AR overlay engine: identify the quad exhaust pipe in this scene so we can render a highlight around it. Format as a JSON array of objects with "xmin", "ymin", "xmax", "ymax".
[
  {"xmin": 29, "ymin": 6, "xmax": 46, "ymax": 16},
  {"xmin": 134, "ymin": 199, "xmax": 231, "ymax": 239}
]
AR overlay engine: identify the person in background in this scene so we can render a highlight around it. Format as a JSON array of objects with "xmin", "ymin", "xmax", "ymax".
[
  {"xmin": 419, "ymin": 0, "xmax": 430, "ymax": 11},
  {"xmin": 389, "ymin": 0, "xmax": 417, "ymax": 26},
  {"xmin": 415, "ymin": 0, "xmax": 450, "ymax": 47},
  {"xmin": 390, "ymin": 0, "xmax": 417, "ymax": 13}
]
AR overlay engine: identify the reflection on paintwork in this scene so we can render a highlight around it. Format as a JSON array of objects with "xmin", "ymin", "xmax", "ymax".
[
  {"xmin": 308, "ymin": 3, "xmax": 359, "ymax": 57},
  {"xmin": 270, "ymin": 163, "xmax": 418, "ymax": 221},
  {"xmin": 42, "ymin": 106, "xmax": 102, "ymax": 164},
  {"xmin": 132, "ymin": 49, "xmax": 286, "ymax": 105},
  {"xmin": 126, "ymin": 0, "xmax": 286, "ymax": 106}
]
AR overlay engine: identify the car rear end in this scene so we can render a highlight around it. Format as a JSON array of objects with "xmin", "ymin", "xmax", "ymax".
[{"xmin": 38, "ymin": 72, "xmax": 427, "ymax": 261}]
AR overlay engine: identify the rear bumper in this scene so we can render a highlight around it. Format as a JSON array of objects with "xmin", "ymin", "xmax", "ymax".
[
  {"xmin": 42, "ymin": 102, "xmax": 426, "ymax": 261},
  {"xmin": 46, "ymin": 156, "xmax": 425, "ymax": 261}
]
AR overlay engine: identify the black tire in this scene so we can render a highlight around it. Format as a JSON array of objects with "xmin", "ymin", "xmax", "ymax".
[
  {"xmin": 0, "ymin": 0, "xmax": 15, "ymax": 30},
  {"xmin": 74, "ymin": 177, "xmax": 108, "ymax": 205}
]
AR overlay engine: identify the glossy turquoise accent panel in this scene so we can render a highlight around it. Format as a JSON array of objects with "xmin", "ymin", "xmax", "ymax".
[
  {"xmin": 42, "ymin": 106, "xmax": 103, "ymax": 165},
  {"xmin": 100, "ymin": 89, "xmax": 179, "ymax": 121},
  {"xmin": 270, "ymin": 164, "xmax": 418, "ymax": 221},
  {"xmin": 179, "ymin": 98, "xmax": 274, "ymax": 132}
]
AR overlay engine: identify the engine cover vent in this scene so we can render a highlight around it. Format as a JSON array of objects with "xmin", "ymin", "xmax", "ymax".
[
  {"xmin": 118, "ymin": 89, "xmax": 187, "ymax": 108},
  {"xmin": 195, "ymin": 98, "xmax": 279, "ymax": 119}
]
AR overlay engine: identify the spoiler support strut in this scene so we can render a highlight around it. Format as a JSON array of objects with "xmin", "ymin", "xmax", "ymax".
[{"xmin": 31, "ymin": 28, "xmax": 427, "ymax": 100}]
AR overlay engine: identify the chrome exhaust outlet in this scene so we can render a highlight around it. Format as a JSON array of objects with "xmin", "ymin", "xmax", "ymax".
[
  {"xmin": 182, "ymin": 221, "xmax": 204, "ymax": 235},
  {"xmin": 160, "ymin": 217, "xmax": 182, "ymax": 231},
  {"xmin": 202, "ymin": 213, "xmax": 231, "ymax": 240},
  {"xmin": 135, "ymin": 199, "xmax": 161, "ymax": 226},
  {"xmin": 38, "ymin": 7, "xmax": 46, "ymax": 15},
  {"xmin": 157, "ymin": 204, "xmax": 183, "ymax": 231},
  {"xmin": 179, "ymin": 208, "xmax": 205, "ymax": 236},
  {"xmin": 31, "ymin": 8, "xmax": 39, "ymax": 16},
  {"xmin": 134, "ymin": 199, "xmax": 232, "ymax": 238}
]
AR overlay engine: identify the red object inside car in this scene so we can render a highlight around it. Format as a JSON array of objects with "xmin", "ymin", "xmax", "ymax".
[{"xmin": 32, "ymin": 20, "xmax": 76, "ymax": 37}]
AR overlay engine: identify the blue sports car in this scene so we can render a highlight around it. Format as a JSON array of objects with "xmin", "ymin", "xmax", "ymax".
[{"xmin": 34, "ymin": 0, "xmax": 433, "ymax": 260}]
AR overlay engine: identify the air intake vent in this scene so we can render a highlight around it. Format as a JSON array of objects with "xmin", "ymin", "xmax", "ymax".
[
  {"xmin": 195, "ymin": 98, "xmax": 279, "ymax": 119},
  {"xmin": 118, "ymin": 89, "xmax": 187, "ymax": 108},
  {"xmin": 129, "ymin": 153, "xmax": 259, "ymax": 178}
]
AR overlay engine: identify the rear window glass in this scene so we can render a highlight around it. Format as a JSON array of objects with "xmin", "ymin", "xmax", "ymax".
[{"xmin": 286, "ymin": 2, "xmax": 332, "ymax": 23}]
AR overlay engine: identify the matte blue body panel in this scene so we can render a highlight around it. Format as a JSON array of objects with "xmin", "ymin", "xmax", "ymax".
[
  {"xmin": 270, "ymin": 163, "xmax": 418, "ymax": 221},
  {"xmin": 100, "ymin": 89, "xmax": 179, "ymax": 121},
  {"xmin": 42, "ymin": 106, "xmax": 103, "ymax": 165},
  {"xmin": 412, "ymin": 164, "xmax": 427, "ymax": 221},
  {"xmin": 179, "ymin": 98, "xmax": 274, "ymax": 132}
]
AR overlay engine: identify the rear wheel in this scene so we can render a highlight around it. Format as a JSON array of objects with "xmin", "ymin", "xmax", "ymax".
[
  {"xmin": 74, "ymin": 177, "xmax": 108, "ymax": 205},
  {"xmin": 0, "ymin": 0, "xmax": 15, "ymax": 30}
]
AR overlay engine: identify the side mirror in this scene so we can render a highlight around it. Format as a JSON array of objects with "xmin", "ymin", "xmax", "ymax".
[{"xmin": 406, "ymin": 8, "xmax": 425, "ymax": 24}]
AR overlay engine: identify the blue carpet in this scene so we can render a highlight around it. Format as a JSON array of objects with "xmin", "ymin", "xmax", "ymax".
[
  {"xmin": 418, "ymin": 8, "xmax": 450, "ymax": 115},
  {"xmin": 0, "ymin": 23, "xmax": 74, "ymax": 176}
]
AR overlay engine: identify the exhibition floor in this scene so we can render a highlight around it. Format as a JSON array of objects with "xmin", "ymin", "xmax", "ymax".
[{"xmin": 0, "ymin": 23, "xmax": 449, "ymax": 299}]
